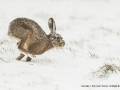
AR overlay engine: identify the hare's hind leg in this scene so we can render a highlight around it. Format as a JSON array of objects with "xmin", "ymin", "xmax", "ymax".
[
  {"xmin": 17, "ymin": 37, "xmax": 28, "ymax": 51},
  {"xmin": 17, "ymin": 34, "xmax": 31, "ymax": 52},
  {"xmin": 16, "ymin": 37, "xmax": 29, "ymax": 61},
  {"xmin": 16, "ymin": 53, "xmax": 32, "ymax": 62},
  {"xmin": 16, "ymin": 53, "xmax": 25, "ymax": 60}
]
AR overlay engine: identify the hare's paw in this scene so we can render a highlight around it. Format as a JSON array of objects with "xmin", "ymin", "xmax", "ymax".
[
  {"xmin": 16, "ymin": 53, "xmax": 25, "ymax": 60},
  {"xmin": 26, "ymin": 56, "xmax": 31, "ymax": 62}
]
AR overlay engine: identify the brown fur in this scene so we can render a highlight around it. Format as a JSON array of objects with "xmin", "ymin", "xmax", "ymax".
[{"xmin": 8, "ymin": 17, "xmax": 65, "ymax": 61}]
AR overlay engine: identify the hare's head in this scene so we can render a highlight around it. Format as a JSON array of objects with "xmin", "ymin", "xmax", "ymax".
[{"xmin": 48, "ymin": 18, "xmax": 65, "ymax": 48}]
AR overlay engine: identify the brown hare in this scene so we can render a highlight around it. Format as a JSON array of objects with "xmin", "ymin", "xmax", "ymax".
[{"xmin": 8, "ymin": 17, "xmax": 65, "ymax": 61}]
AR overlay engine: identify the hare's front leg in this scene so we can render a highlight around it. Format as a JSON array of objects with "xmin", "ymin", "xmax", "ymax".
[{"xmin": 16, "ymin": 53, "xmax": 25, "ymax": 60}]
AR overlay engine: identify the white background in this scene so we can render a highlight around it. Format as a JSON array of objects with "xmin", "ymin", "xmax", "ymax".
[{"xmin": 0, "ymin": 0, "xmax": 120, "ymax": 90}]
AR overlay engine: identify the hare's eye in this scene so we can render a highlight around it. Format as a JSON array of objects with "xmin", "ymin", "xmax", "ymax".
[{"xmin": 56, "ymin": 37, "xmax": 59, "ymax": 39}]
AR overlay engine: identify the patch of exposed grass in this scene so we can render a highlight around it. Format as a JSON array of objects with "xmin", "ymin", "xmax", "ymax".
[{"xmin": 91, "ymin": 64, "xmax": 120, "ymax": 79}]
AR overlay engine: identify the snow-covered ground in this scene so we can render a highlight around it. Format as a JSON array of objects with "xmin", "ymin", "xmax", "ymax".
[{"xmin": 0, "ymin": 0, "xmax": 120, "ymax": 90}]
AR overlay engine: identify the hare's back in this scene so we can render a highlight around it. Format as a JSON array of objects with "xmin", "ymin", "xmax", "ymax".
[{"xmin": 8, "ymin": 18, "xmax": 47, "ymax": 40}]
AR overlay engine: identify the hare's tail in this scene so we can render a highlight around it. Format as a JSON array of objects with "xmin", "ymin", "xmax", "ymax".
[
  {"xmin": 8, "ymin": 23, "xmax": 14, "ymax": 36},
  {"xmin": 8, "ymin": 30, "xmax": 13, "ymax": 36}
]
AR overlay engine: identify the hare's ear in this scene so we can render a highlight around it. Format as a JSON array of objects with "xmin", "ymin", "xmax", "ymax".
[{"xmin": 48, "ymin": 18, "xmax": 56, "ymax": 34}]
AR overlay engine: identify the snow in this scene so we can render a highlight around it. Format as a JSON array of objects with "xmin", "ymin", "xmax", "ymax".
[{"xmin": 0, "ymin": 0, "xmax": 120, "ymax": 90}]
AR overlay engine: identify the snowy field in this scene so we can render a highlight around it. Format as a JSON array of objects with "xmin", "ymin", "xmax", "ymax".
[{"xmin": 0, "ymin": 0, "xmax": 120, "ymax": 90}]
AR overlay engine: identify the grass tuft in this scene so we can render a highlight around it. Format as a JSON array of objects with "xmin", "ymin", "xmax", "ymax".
[{"xmin": 91, "ymin": 64, "xmax": 120, "ymax": 79}]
